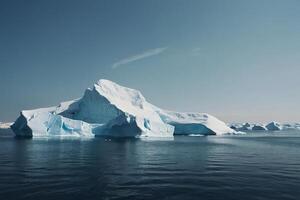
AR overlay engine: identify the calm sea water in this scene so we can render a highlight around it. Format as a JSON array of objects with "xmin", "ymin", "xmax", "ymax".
[{"xmin": 0, "ymin": 129, "xmax": 300, "ymax": 200}]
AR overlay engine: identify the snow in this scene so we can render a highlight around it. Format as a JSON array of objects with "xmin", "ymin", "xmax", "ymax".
[{"xmin": 11, "ymin": 79, "xmax": 234, "ymax": 138}]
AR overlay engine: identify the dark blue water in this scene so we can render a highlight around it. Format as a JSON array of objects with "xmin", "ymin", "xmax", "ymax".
[{"xmin": 1, "ymin": 129, "xmax": 300, "ymax": 200}]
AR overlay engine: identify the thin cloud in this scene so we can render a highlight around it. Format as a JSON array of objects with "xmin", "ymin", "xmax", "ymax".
[
  {"xmin": 191, "ymin": 47, "xmax": 201, "ymax": 56},
  {"xmin": 112, "ymin": 47, "xmax": 168, "ymax": 69},
  {"xmin": 192, "ymin": 47, "xmax": 201, "ymax": 52}
]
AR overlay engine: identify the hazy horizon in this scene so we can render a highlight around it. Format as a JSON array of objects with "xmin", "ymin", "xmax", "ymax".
[{"xmin": 1, "ymin": 0, "xmax": 300, "ymax": 123}]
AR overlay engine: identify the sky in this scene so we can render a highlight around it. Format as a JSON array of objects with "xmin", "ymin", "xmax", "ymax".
[{"xmin": 0, "ymin": 0, "xmax": 300, "ymax": 123}]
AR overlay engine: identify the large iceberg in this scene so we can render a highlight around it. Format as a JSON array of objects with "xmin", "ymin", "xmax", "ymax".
[{"xmin": 11, "ymin": 79, "xmax": 235, "ymax": 138}]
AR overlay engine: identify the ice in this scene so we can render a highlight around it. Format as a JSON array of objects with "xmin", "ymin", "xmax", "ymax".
[
  {"xmin": 252, "ymin": 124, "xmax": 267, "ymax": 131},
  {"xmin": 155, "ymin": 109, "xmax": 235, "ymax": 135},
  {"xmin": 266, "ymin": 122, "xmax": 282, "ymax": 131},
  {"xmin": 282, "ymin": 123, "xmax": 300, "ymax": 130},
  {"xmin": 0, "ymin": 122, "xmax": 12, "ymax": 129},
  {"xmin": 228, "ymin": 122, "xmax": 299, "ymax": 132},
  {"xmin": 11, "ymin": 79, "xmax": 234, "ymax": 138},
  {"xmin": 239, "ymin": 123, "xmax": 252, "ymax": 131}
]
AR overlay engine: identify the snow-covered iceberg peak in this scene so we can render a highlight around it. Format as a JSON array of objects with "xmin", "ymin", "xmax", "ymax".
[
  {"xmin": 93, "ymin": 79, "xmax": 162, "ymax": 123},
  {"xmin": 11, "ymin": 79, "xmax": 234, "ymax": 138},
  {"xmin": 95, "ymin": 79, "xmax": 146, "ymax": 110}
]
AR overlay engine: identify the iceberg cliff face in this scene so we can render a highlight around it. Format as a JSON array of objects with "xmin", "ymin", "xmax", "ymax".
[
  {"xmin": 11, "ymin": 79, "xmax": 234, "ymax": 138},
  {"xmin": 11, "ymin": 107, "xmax": 95, "ymax": 137}
]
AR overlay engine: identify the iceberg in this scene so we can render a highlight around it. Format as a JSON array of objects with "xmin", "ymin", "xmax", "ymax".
[
  {"xmin": 228, "ymin": 121, "xmax": 300, "ymax": 132},
  {"xmin": 229, "ymin": 123, "xmax": 242, "ymax": 131},
  {"xmin": 232, "ymin": 123, "xmax": 252, "ymax": 131},
  {"xmin": 11, "ymin": 79, "xmax": 234, "ymax": 138},
  {"xmin": 241, "ymin": 123, "xmax": 252, "ymax": 131},
  {"xmin": 228, "ymin": 121, "xmax": 297, "ymax": 132},
  {"xmin": 229, "ymin": 123, "xmax": 267, "ymax": 131},
  {"xmin": 0, "ymin": 122, "xmax": 12, "ymax": 129},
  {"xmin": 282, "ymin": 123, "xmax": 300, "ymax": 130},
  {"xmin": 0, "ymin": 122, "xmax": 13, "ymax": 136},
  {"xmin": 252, "ymin": 124, "xmax": 267, "ymax": 131},
  {"xmin": 266, "ymin": 122, "xmax": 281, "ymax": 131}
]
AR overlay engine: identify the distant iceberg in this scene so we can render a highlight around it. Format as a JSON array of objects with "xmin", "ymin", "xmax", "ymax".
[
  {"xmin": 0, "ymin": 122, "xmax": 12, "ymax": 129},
  {"xmin": 282, "ymin": 123, "xmax": 300, "ymax": 130},
  {"xmin": 11, "ymin": 79, "xmax": 235, "ymax": 138},
  {"xmin": 240, "ymin": 123, "xmax": 252, "ymax": 131},
  {"xmin": 266, "ymin": 122, "xmax": 282, "ymax": 131},
  {"xmin": 252, "ymin": 124, "xmax": 267, "ymax": 131},
  {"xmin": 228, "ymin": 121, "xmax": 300, "ymax": 132}
]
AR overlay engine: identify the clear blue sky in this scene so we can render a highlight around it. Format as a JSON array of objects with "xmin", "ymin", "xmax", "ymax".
[{"xmin": 1, "ymin": 0, "xmax": 300, "ymax": 123}]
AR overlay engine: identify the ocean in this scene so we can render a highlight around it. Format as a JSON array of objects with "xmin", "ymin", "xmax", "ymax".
[{"xmin": 0, "ymin": 129, "xmax": 300, "ymax": 200}]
